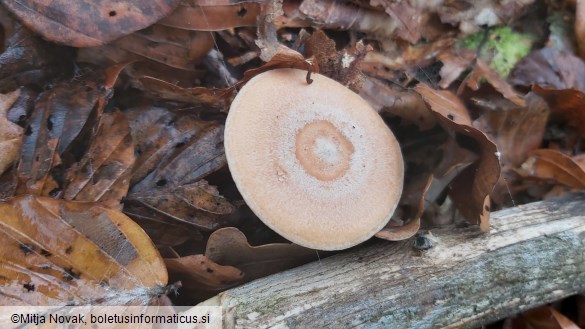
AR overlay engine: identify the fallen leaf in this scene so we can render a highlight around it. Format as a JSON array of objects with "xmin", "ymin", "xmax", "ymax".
[
  {"xmin": 63, "ymin": 111, "xmax": 135, "ymax": 209},
  {"xmin": 415, "ymin": 83, "xmax": 501, "ymax": 228},
  {"xmin": 126, "ymin": 108, "xmax": 224, "ymax": 185},
  {"xmin": 522, "ymin": 305, "xmax": 580, "ymax": 329},
  {"xmin": 510, "ymin": 47, "xmax": 585, "ymax": 90},
  {"xmin": 165, "ymin": 254, "xmax": 244, "ymax": 303},
  {"xmin": 360, "ymin": 77, "xmax": 436, "ymax": 130},
  {"xmin": 473, "ymin": 93, "xmax": 549, "ymax": 169},
  {"xmin": 137, "ymin": 76, "xmax": 234, "ymax": 109},
  {"xmin": 159, "ymin": 0, "xmax": 262, "ymax": 31},
  {"xmin": 278, "ymin": 0, "xmax": 396, "ymax": 39},
  {"xmin": 16, "ymin": 64, "xmax": 127, "ymax": 195},
  {"xmin": 472, "ymin": 93, "xmax": 549, "ymax": 204},
  {"xmin": 0, "ymin": 89, "xmax": 23, "ymax": 176},
  {"xmin": 205, "ymin": 227, "xmax": 317, "ymax": 282},
  {"xmin": 376, "ymin": 172, "xmax": 435, "ymax": 241},
  {"xmin": 238, "ymin": 44, "xmax": 318, "ymax": 86},
  {"xmin": 462, "ymin": 59, "xmax": 526, "ymax": 107},
  {"xmin": 125, "ymin": 118, "xmax": 234, "ymax": 246},
  {"xmin": 111, "ymin": 25, "xmax": 214, "ymax": 71},
  {"xmin": 520, "ymin": 149, "xmax": 585, "ymax": 188},
  {"xmin": 127, "ymin": 180, "xmax": 234, "ymax": 232},
  {"xmin": 376, "ymin": 210, "xmax": 421, "ymax": 241},
  {"xmin": 0, "ymin": 195, "xmax": 167, "ymax": 305},
  {"xmin": 369, "ymin": 0, "xmax": 421, "ymax": 43},
  {"xmin": 0, "ymin": 6, "xmax": 73, "ymax": 93},
  {"xmin": 533, "ymin": 86, "xmax": 585, "ymax": 136},
  {"xmin": 438, "ymin": 48, "xmax": 476, "ymax": 89},
  {"xmin": 1, "ymin": 0, "xmax": 181, "ymax": 47}
]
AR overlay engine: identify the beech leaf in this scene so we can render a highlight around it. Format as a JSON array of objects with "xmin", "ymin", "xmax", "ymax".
[{"xmin": 0, "ymin": 195, "xmax": 167, "ymax": 305}]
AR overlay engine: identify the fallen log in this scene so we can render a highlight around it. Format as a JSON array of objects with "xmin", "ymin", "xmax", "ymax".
[{"xmin": 202, "ymin": 193, "xmax": 585, "ymax": 328}]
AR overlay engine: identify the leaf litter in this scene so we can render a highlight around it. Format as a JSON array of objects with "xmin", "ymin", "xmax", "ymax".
[{"xmin": 0, "ymin": 0, "xmax": 583, "ymax": 319}]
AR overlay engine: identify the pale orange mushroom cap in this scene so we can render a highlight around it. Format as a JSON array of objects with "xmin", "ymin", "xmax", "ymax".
[{"xmin": 225, "ymin": 68, "xmax": 404, "ymax": 250}]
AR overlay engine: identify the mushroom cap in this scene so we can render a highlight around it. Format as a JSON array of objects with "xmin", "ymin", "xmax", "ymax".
[{"xmin": 224, "ymin": 68, "xmax": 404, "ymax": 250}]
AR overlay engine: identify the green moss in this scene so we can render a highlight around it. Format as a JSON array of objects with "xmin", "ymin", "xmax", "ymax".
[{"xmin": 458, "ymin": 27, "xmax": 533, "ymax": 78}]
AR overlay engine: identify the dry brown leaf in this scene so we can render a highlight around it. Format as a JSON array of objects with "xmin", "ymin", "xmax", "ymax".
[
  {"xmin": 533, "ymin": 86, "xmax": 585, "ymax": 136},
  {"xmin": 303, "ymin": 30, "xmax": 339, "ymax": 79},
  {"xmin": 473, "ymin": 93, "xmax": 549, "ymax": 169},
  {"xmin": 124, "ymin": 118, "xmax": 233, "ymax": 246},
  {"xmin": 414, "ymin": 83, "xmax": 501, "ymax": 229},
  {"xmin": 511, "ymin": 47, "xmax": 585, "ymax": 90},
  {"xmin": 1, "ymin": 0, "xmax": 181, "ymax": 47},
  {"xmin": 238, "ymin": 44, "xmax": 319, "ymax": 86},
  {"xmin": 63, "ymin": 111, "xmax": 135, "ymax": 209},
  {"xmin": 438, "ymin": 48, "xmax": 476, "ymax": 89},
  {"xmin": 376, "ymin": 211, "xmax": 421, "ymax": 241},
  {"xmin": 304, "ymin": 30, "xmax": 371, "ymax": 91},
  {"xmin": 278, "ymin": 0, "xmax": 397, "ymax": 39},
  {"xmin": 0, "ymin": 195, "xmax": 167, "ymax": 305},
  {"xmin": 376, "ymin": 173, "xmax": 433, "ymax": 241},
  {"xmin": 159, "ymin": 0, "xmax": 262, "ymax": 31},
  {"xmin": 472, "ymin": 93, "xmax": 549, "ymax": 204},
  {"xmin": 165, "ymin": 254, "xmax": 244, "ymax": 303},
  {"xmin": 0, "ymin": 6, "xmax": 72, "ymax": 93},
  {"xmin": 520, "ymin": 149, "xmax": 585, "ymax": 189},
  {"xmin": 360, "ymin": 77, "xmax": 436, "ymax": 130},
  {"xmin": 369, "ymin": 0, "xmax": 421, "ymax": 43},
  {"xmin": 463, "ymin": 59, "xmax": 527, "ymax": 107},
  {"xmin": 125, "ymin": 107, "xmax": 206, "ymax": 185},
  {"xmin": 137, "ymin": 76, "xmax": 234, "ymax": 109},
  {"xmin": 0, "ymin": 89, "xmax": 23, "ymax": 176},
  {"xmin": 111, "ymin": 25, "xmax": 214, "ymax": 71},
  {"xmin": 16, "ymin": 64, "xmax": 127, "ymax": 195},
  {"xmin": 573, "ymin": 154, "xmax": 585, "ymax": 172},
  {"xmin": 205, "ymin": 227, "xmax": 317, "ymax": 282},
  {"xmin": 522, "ymin": 305, "xmax": 580, "ymax": 329}
]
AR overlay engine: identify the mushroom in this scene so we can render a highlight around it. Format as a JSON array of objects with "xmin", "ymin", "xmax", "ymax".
[{"xmin": 224, "ymin": 68, "xmax": 404, "ymax": 250}]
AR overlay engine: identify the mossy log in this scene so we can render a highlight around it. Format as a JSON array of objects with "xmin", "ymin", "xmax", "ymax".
[{"xmin": 202, "ymin": 193, "xmax": 585, "ymax": 328}]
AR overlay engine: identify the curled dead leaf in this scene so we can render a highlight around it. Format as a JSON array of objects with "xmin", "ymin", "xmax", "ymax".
[
  {"xmin": 520, "ymin": 149, "xmax": 585, "ymax": 189},
  {"xmin": 165, "ymin": 254, "xmax": 244, "ymax": 303},
  {"xmin": 415, "ymin": 83, "xmax": 501, "ymax": 229},
  {"xmin": 206, "ymin": 227, "xmax": 318, "ymax": 282}
]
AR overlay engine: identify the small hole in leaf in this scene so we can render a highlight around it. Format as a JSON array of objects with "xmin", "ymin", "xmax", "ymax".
[
  {"xmin": 175, "ymin": 142, "xmax": 185, "ymax": 149},
  {"xmin": 65, "ymin": 246, "xmax": 73, "ymax": 254},
  {"xmin": 23, "ymin": 283, "xmax": 35, "ymax": 292},
  {"xmin": 447, "ymin": 114, "xmax": 454, "ymax": 120},
  {"xmin": 156, "ymin": 179, "xmax": 167, "ymax": 187},
  {"xmin": 19, "ymin": 243, "xmax": 34, "ymax": 256},
  {"xmin": 47, "ymin": 115, "xmax": 53, "ymax": 131},
  {"xmin": 237, "ymin": 7, "xmax": 247, "ymax": 17},
  {"xmin": 109, "ymin": 10, "xmax": 117, "ymax": 17},
  {"xmin": 48, "ymin": 188, "xmax": 61, "ymax": 198},
  {"xmin": 206, "ymin": 268, "xmax": 214, "ymax": 273}
]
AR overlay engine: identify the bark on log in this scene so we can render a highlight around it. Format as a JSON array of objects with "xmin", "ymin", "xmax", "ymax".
[{"xmin": 202, "ymin": 193, "xmax": 585, "ymax": 328}]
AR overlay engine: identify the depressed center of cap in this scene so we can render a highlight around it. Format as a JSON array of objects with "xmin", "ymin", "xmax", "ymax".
[{"xmin": 296, "ymin": 120, "xmax": 354, "ymax": 181}]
